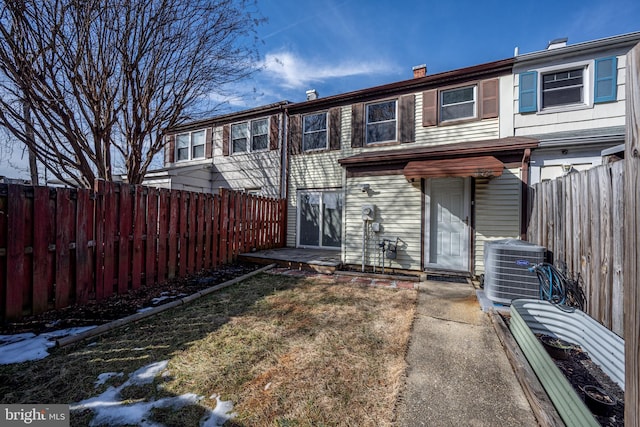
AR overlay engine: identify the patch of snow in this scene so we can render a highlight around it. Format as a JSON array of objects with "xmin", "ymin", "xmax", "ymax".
[
  {"xmin": 202, "ymin": 394, "xmax": 237, "ymax": 427},
  {"xmin": 71, "ymin": 361, "xmax": 236, "ymax": 427},
  {"xmin": 151, "ymin": 295, "xmax": 173, "ymax": 305},
  {"xmin": 0, "ymin": 326, "xmax": 96, "ymax": 365},
  {"xmin": 137, "ymin": 307, "xmax": 155, "ymax": 313},
  {"xmin": 94, "ymin": 372, "xmax": 124, "ymax": 388}
]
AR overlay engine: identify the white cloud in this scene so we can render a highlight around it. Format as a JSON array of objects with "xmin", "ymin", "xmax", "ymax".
[{"xmin": 261, "ymin": 50, "xmax": 398, "ymax": 90}]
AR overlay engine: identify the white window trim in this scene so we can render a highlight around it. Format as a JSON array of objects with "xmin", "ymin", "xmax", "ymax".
[
  {"xmin": 302, "ymin": 111, "xmax": 329, "ymax": 152},
  {"xmin": 439, "ymin": 85, "xmax": 477, "ymax": 122},
  {"xmin": 231, "ymin": 118, "xmax": 270, "ymax": 155},
  {"xmin": 366, "ymin": 99, "xmax": 398, "ymax": 145},
  {"xmin": 175, "ymin": 129, "xmax": 206, "ymax": 162},
  {"xmin": 536, "ymin": 59, "xmax": 594, "ymax": 114}
]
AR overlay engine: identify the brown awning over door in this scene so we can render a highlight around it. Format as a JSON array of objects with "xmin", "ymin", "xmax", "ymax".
[{"xmin": 403, "ymin": 156, "xmax": 504, "ymax": 181}]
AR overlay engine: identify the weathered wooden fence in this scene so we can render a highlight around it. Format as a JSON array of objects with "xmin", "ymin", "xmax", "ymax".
[
  {"xmin": 0, "ymin": 181, "xmax": 286, "ymax": 321},
  {"xmin": 527, "ymin": 161, "xmax": 624, "ymax": 337}
]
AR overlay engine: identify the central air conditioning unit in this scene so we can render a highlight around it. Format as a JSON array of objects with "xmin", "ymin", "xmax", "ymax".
[{"xmin": 483, "ymin": 239, "xmax": 546, "ymax": 305}]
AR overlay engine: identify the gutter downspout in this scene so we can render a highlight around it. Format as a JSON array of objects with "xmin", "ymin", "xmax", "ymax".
[
  {"xmin": 521, "ymin": 148, "xmax": 531, "ymax": 240},
  {"xmin": 281, "ymin": 107, "xmax": 288, "ymax": 200}
]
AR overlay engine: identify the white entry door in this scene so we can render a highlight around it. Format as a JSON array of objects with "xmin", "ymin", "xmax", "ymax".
[{"xmin": 427, "ymin": 178, "xmax": 470, "ymax": 271}]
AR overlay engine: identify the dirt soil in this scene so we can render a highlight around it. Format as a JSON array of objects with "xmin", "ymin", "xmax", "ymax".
[
  {"xmin": 539, "ymin": 334, "xmax": 624, "ymax": 427},
  {"xmin": 0, "ymin": 262, "xmax": 261, "ymax": 336}
]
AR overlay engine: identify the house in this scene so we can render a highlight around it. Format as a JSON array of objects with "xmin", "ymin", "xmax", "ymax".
[
  {"xmin": 285, "ymin": 60, "xmax": 538, "ymax": 276},
  {"xmin": 512, "ymin": 32, "xmax": 640, "ymax": 184},
  {"xmin": 145, "ymin": 101, "xmax": 289, "ymax": 197},
  {"xmin": 150, "ymin": 30, "xmax": 640, "ymax": 279}
]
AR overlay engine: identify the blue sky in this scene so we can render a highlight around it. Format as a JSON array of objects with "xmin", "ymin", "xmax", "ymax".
[
  {"xmin": 2, "ymin": 0, "xmax": 639, "ymax": 179},
  {"xmin": 227, "ymin": 0, "xmax": 640, "ymax": 107}
]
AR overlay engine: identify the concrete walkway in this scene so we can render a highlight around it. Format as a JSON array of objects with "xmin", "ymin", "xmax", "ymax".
[{"xmin": 394, "ymin": 280, "xmax": 537, "ymax": 427}]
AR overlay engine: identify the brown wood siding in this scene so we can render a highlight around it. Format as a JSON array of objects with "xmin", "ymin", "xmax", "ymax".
[
  {"xmin": 351, "ymin": 103, "xmax": 365, "ymax": 148},
  {"xmin": 269, "ymin": 115, "xmax": 279, "ymax": 150},
  {"xmin": 222, "ymin": 124, "xmax": 230, "ymax": 156},
  {"xmin": 481, "ymin": 78, "xmax": 499, "ymax": 119},
  {"xmin": 164, "ymin": 134, "xmax": 175, "ymax": 164},
  {"xmin": 399, "ymin": 94, "xmax": 415, "ymax": 143},
  {"xmin": 288, "ymin": 114, "xmax": 302, "ymax": 155},
  {"xmin": 422, "ymin": 90, "xmax": 437, "ymax": 127},
  {"xmin": 329, "ymin": 107, "xmax": 342, "ymax": 150},
  {"xmin": 205, "ymin": 128, "xmax": 213, "ymax": 158}
]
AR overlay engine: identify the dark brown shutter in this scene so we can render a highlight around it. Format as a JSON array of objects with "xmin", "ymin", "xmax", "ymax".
[
  {"xmin": 222, "ymin": 124, "xmax": 230, "ymax": 156},
  {"xmin": 164, "ymin": 134, "xmax": 175, "ymax": 164},
  {"xmin": 480, "ymin": 78, "xmax": 499, "ymax": 119},
  {"xmin": 351, "ymin": 103, "xmax": 364, "ymax": 148},
  {"xmin": 205, "ymin": 128, "xmax": 213, "ymax": 158},
  {"xmin": 329, "ymin": 107, "xmax": 341, "ymax": 150},
  {"xmin": 269, "ymin": 115, "xmax": 279, "ymax": 150},
  {"xmin": 399, "ymin": 94, "xmax": 415, "ymax": 143},
  {"xmin": 422, "ymin": 90, "xmax": 437, "ymax": 127},
  {"xmin": 288, "ymin": 114, "xmax": 302, "ymax": 155}
]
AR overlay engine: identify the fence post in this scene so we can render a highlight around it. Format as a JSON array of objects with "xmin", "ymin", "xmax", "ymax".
[
  {"xmin": 157, "ymin": 189, "xmax": 169, "ymax": 282},
  {"xmin": 168, "ymin": 190, "xmax": 179, "ymax": 279},
  {"xmin": 6, "ymin": 185, "xmax": 26, "ymax": 319},
  {"xmin": 75, "ymin": 187, "xmax": 93, "ymax": 304},
  {"xmin": 146, "ymin": 187, "xmax": 158, "ymax": 286},
  {"xmin": 32, "ymin": 186, "xmax": 54, "ymax": 313},
  {"xmin": 55, "ymin": 188, "xmax": 73, "ymax": 309},
  {"xmin": 624, "ymin": 41, "xmax": 640, "ymax": 427}
]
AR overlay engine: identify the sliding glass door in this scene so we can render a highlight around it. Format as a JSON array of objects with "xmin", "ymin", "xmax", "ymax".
[{"xmin": 297, "ymin": 190, "xmax": 343, "ymax": 249}]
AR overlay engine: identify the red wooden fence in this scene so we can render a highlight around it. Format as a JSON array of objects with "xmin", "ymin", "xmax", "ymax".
[{"xmin": 0, "ymin": 181, "xmax": 286, "ymax": 321}]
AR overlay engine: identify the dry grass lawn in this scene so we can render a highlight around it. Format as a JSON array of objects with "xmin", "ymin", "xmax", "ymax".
[{"xmin": 0, "ymin": 272, "xmax": 417, "ymax": 426}]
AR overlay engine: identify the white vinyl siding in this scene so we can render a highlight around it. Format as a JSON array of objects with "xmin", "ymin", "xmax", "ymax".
[
  {"xmin": 414, "ymin": 92, "xmax": 499, "ymax": 146},
  {"xmin": 211, "ymin": 126, "xmax": 281, "ymax": 197},
  {"xmin": 343, "ymin": 175, "xmax": 422, "ymax": 270},
  {"xmin": 474, "ymin": 167, "xmax": 522, "ymax": 274},
  {"xmin": 287, "ymin": 108, "xmax": 349, "ymax": 247},
  {"xmin": 287, "ymin": 150, "xmax": 344, "ymax": 247},
  {"xmin": 514, "ymin": 54, "xmax": 626, "ymax": 137}
]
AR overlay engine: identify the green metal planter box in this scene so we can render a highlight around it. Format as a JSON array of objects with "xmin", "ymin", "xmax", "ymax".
[{"xmin": 510, "ymin": 299, "xmax": 625, "ymax": 427}]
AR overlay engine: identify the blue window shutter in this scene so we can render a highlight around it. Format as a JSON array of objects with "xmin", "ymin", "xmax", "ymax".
[
  {"xmin": 519, "ymin": 71, "xmax": 537, "ymax": 113},
  {"xmin": 594, "ymin": 56, "xmax": 618, "ymax": 103}
]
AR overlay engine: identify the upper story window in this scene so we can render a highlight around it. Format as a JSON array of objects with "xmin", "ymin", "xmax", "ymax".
[
  {"xmin": 231, "ymin": 118, "xmax": 269, "ymax": 154},
  {"xmin": 519, "ymin": 56, "xmax": 618, "ymax": 114},
  {"xmin": 541, "ymin": 68, "xmax": 584, "ymax": 108},
  {"xmin": 366, "ymin": 100, "xmax": 397, "ymax": 144},
  {"xmin": 440, "ymin": 85, "xmax": 476, "ymax": 122},
  {"xmin": 303, "ymin": 112, "xmax": 328, "ymax": 151},
  {"xmin": 176, "ymin": 130, "xmax": 205, "ymax": 161}
]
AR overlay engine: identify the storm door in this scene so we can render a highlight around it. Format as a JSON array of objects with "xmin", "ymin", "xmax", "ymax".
[
  {"xmin": 426, "ymin": 178, "xmax": 470, "ymax": 271},
  {"xmin": 297, "ymin": 190, "xmax": 343, "ymax": 249}
]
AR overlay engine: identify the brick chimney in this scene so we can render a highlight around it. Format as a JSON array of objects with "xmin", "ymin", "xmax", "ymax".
[{"xmin": 412, "ymin": 64, "xmax": 427, "ymax": 78}]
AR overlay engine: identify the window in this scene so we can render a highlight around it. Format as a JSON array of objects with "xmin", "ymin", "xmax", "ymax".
[
  {"xmin": 251, "ymin": 119, "xmax": 269, "ymax": 151},
  {"xmin": 231, "ymin": 118, "xmax": 269, "ymax": 154},
  {"xmin": 176, "ymin": 130, "xmax": 205, "ymax": 161},
  {"xmin": 440, "ymin": 86, "xmax": 476, "ymax": 121},
  {"xmin": 303, "ymin": 112, "xmax": 327, "ymax": 151},
  {"xmin": 366, "ymin": 100, "xmax": 396, "ymax": 144},
  {"xmin": 542, "ymin": 68, "xmax": 584, "ymax": 108},
  {"xmin": 518, "ymin": 57, "xmax": 617, "ymax": 114}
]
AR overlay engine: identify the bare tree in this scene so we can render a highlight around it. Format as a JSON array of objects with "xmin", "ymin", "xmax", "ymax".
[{"xmin": 0, "ymin": 0, "xmax": 261, "ymax": 187}]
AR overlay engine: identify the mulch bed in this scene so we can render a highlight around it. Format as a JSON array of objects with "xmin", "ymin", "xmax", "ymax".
[
  {"xmin": 538, "ymin": 334, "xmax": 624, "ymax": 427},
  {"xmin": 1, "ymin": 262, "xmax": 261, "ymax": 336}
]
